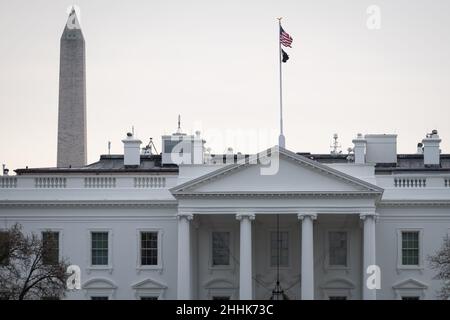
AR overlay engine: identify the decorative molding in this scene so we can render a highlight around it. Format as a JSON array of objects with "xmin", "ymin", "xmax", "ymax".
[
  {"xmin": 170, "ymin": 146, "xmax": 384, "ymax": 195},
  {"xmin": 297, "ymin": 213, "xmax": 317, "ymax": 220},
  {"xmin": 0, "ymin": 200, "xmax": 177, "ymax": 208},
  {"xmin": 236, "ymin": 213, "xmax": 255, "ymax": 221}
]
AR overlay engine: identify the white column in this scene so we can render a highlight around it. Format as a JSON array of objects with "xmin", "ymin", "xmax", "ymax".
[
  {"xmin": 360, "ymin": 213, "xmax": 377, "ymax": 300},
  {"xmin": 236, "ymin": 213, "xmax": 255, "ymax": 300},
  {"xmin": 298, "ymin": 213, "xmax": 316, "ymax": 300},
  {"xmin": 177, "ymin": 213, "xmax": 193, "ymax": 299}
]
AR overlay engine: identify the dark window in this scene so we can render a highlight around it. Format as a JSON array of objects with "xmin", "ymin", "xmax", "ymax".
[
  {"xmin": 42, "ymin": 231, "xmax": 59, "ymax": 265},
  {"xmin": 329, "ymin": 296, "xmax": 347, "ymax": 300},
  {"xmin": 41, "ymin": 296, "xmax": 59, "ymax": 300},
  {"xmin": 329, "ymin": 231, "xmax": 347, "ymax": 266},
  {"xmin": 140, "ymin": 296, "xmax": 158, "ymax": 300},
  {"xmin": 270, "ymin": 231, "xmax": 289, "ymax": 267},
  {"xmin": 212, "ymin": 232, "xmax": 230, "ymax": 266},
  {"xmin": 212, "ymin": 296, "xmax": 230, "ymax": 300},
  {"xmin": 91, "ymin": 232, "xmax": 108, "ymax": 265},
  {"xmin": 0, "ymin": 231, "xmax": 10, "ymax": 266},
  {"xmin": 141, "ymin": 232, "xmax": 158, "ymax": 265},
  {"xmin": 402, "ymin": 231, "xmax": 419, "ymax": 265},
  {"xmin": 91, "ymin": 296, "xmax": 109, "ymax": 300},
  {"xmin": 402, "ymin": 296, "xmax": 420, "ymax": 300}
]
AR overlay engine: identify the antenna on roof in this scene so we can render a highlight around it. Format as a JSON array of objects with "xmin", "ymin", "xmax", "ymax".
[
  {"xmin": 142, "ymin": 137, "xmax": 158, "ymax": 155},
  {"xmin": 132, "ymin": 126, "xmax": 135, "ymax": 136},
  {"xmin": 177, "ymin": 115, "xmax": 182, "ymax": 134},
  {"xmin": 330, "ymin": 133, "xmax": 342, "ymax": 155},
  {"xmin": 108, "ymin": 141, "xmax": 111, "ymax": 155}
]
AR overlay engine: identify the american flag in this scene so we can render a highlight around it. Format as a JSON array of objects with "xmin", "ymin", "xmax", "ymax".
[{"xmin": 280, "ymin": 26, "xmax": 293, "ymax": 48}]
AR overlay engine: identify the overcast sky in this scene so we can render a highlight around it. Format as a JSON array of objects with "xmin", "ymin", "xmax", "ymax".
[{"xmin": 1, "ymin": 0, "xmax": 449, "ymax": 170}]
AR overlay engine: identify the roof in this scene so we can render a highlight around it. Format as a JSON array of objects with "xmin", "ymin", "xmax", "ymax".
[
  {"xmin": 15, "ymin": 155, "xmax": 178, "ymax": 175},
  {"xmin": 14, "ymin": 153, "xmax": 450, "ymax": 175}
]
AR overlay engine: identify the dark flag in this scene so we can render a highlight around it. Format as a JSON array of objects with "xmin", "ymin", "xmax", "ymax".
[
  {"xmin": 280, "ymin": 26, "xmax": 293, "ymax": 48},
  {"xmin": 281, "ymin": 49, "xmax": 289, "ymax": 63}
]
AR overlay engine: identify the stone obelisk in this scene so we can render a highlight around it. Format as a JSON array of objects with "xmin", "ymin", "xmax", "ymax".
[{"xmin": 57, "ymin": 8, "xmax": 87, "ymax": 167}]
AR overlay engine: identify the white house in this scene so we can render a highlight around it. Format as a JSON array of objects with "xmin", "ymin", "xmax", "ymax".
[
  {"xmin": 1, "ymin": 9, "xmax": 449, "ymax": 300},
  {"xmin": 1, "ymin": 128, "xmax": 450, "ymax": 300}
]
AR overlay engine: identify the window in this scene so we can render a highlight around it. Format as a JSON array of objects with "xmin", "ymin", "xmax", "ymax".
[
  {"xmin": 329, "ymin": 296, "xmax": 347, "ymax": 300},
  {"xmin": 402, "ymin": 296, "xmax": 420, "ymax": 300},
  {"xmin": 270, "ymin": 231, "xmax": 289, "ymax": 267},
  {"xmin": 140, "ymin": 296, "xmax": 158, "ymax": 300},
  {"xmin": 212, "ymin": 296, "xmax": 230, "ymax": 300},
  {"xmin": 212, "ymin": 232, "xmax": 230, "ymax": 266},
  {"xmin": 402, "ymin": 231, "xmax": 419, "ymax": 266},
  {"xmin": 42, "ymin": 231, "xmax": 59, "ymax": 265},
  {"xmin": 91, "ymin": 296, "xmax": 108, "ymax": 300},
  {"xmin": 91, "ymin": 232, "xmax": 109, "ymax": 265},
  {"xmin": 41, "ymin": 296, "xmax": 59, "ymax": 300},
  {"xmin": 329, "ymin": 231, "xmax": 347, "ymax": 267},
  {"xmin": 141, "ymin": 232, "xmax": 158, "ymax": 266},
  {"xmin": 0, "ymin": 231, "xmax": 10, "ymax": 266}
]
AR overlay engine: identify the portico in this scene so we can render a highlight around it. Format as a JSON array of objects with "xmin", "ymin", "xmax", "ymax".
[{"xmin": 171, "ymin": 147, "xmax": 383, "ymax": 300}]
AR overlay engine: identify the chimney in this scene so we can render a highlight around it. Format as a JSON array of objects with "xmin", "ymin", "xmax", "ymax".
[
  {"xmin": 352, "ymin": 133, "xmax": 366, "ymax": 164},
  {"xmin": 422, "ymin": 130, "xmax": 441, "ymax": 166},
  {"xmin": 122, "ymin": 132, "xmax": 142, "ymax": 167}
]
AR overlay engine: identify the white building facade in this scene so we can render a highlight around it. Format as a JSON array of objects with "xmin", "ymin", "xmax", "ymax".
[{"xmin": 1, "ymin": 130, "xmax": 450, "ymax": 300}]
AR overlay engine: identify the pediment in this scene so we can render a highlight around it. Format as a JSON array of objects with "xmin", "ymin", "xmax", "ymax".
[
  {"xmin": 132, "ymin": 278, "xmax": 167, "ymax": 290},
  {"xmin": 204, "ymin": 278, "xmax": 235, "ymax": 289},
  {"xmin": 392, "ymin": 278, "xmax": 428, "ymax": 290},
  {"xmin": 83, "ymin": 278, "xmax": 117, "ymax": 289},
  {"xmin": 171, "ymin": 147, "xmax": 382, "ymax": 196},
  {"xmin": 321, "ymin": 278, "xmax": 355, "ymax": 289}
]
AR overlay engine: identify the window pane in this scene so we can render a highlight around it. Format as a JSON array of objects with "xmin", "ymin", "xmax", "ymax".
[
  {"xmin": 0, "ymin": 231, "xmax": 10, "ymax": 266},
  {"xmin": 329, "ymin": 231, "xmax": 347, "ymax": 266},
  {"xmin": 42, "ymin": 232, "xmax": 59, "ymax": 265},
  {"xmin": 212, "ymin": 232, "xmax": 230, "ymax": 266},
  {"xmin": 329, "ymin": 296, "xmax": 347, "ymax": 300},
  {"xmin": 270, "ymin": 231, "xmax": 289, "ymax": 267},
  {"xmin": 141, "ymin": 232, "xmax": 158, "ymax": 265},
  {"xmin": 91, "ymin": 232, "xmax": 108, "ymax": 265},
  {"xmin": 91, "ymin": 296, "xmax": 108, "ymax": 300},
  {"xmin": 140, "ymin": 296, "xmax": 158, "ymax": 300},
  {"xmin": 402, "ymin": 231, "xmax": 419, "ymax": 266}
]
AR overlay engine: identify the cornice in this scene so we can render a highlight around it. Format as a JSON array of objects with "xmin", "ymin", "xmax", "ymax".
[{"xmin": 0, "ymin": 200, "xmax": 177, "ymax": 208}]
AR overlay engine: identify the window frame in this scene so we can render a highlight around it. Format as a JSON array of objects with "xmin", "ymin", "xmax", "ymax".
[
  {"xmin": 266, "ymin": 228, "xmax": 292, "ymax": 270},
  {"xmin": 0, "ymin": 229, "xmax": 11, "ymax": 266},
  {"xmin": 397, "ymin": 229, "xmax": 423, "ymax": 271},
  {"xmin": 269, "ymin": 230, "xmax": 290, "ymax": 269},
  {"xmin": 136, "ymin": 228, "xmax": 163, "ymax": 271},
  {"xmin": 325, "ymin": 229, "xmax": 351, "ymax": 271},
  {"xmin": 87, "ymin": 229, "xmax": 113, "ymax": 272},
  {"xmin": 209, "ymin": 229, "xmax": 234, "ymax": 270},
  {"xmin": 41, "ymin": 230, "xmax": 61, "ymax": 265}
]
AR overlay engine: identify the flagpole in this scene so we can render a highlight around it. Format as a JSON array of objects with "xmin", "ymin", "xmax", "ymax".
[{"xmin": 277, "ymin": 17, "xmax": 286, "ymax": 148}]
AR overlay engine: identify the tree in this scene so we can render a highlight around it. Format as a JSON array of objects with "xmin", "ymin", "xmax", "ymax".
[
  {"xmin": 428, "ymin": 234, "xmax": 450, "ymax": 300},
  {"xmin": 0, "ymin": 223, "xmax": 69, "ymax": 300}
]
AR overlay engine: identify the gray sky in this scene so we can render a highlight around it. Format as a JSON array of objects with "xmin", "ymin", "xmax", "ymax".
[{"xmin": 1, "ymin": 0, "xmax": 449, "ymax": 171}]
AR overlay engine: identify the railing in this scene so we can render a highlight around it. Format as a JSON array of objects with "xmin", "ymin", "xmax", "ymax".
[
  {"xmin": 84, "ymin": 177, "xmax": 116, "ymax": 188},
  {"xmin": 35, "ymin": 177, "xmax": 67, "ymax": 188},
  {"xmin": 394, "ymin": 178, "xmax": 427, "ymax": 188},
  {"xmin": 0, "ymin": 177, "xmax": 17, "ymax": 188},
  {"xmin": 134, "ymin": 177, "xmax": 166, "ymax": 188}
]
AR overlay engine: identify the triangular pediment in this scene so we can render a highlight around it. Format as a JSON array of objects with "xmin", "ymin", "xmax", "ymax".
[
  {"xmin": 171, "ymin": 147, "xmax": 382, "ymax": 196},
  {"xmin": 392, "ymin": 278, "xmax": 428, "ymax": 290},
  {"xmin": 132, "ymin": 278, "xmax": 167, "ymax": 290}
]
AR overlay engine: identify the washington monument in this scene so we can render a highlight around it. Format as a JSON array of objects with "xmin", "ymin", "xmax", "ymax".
[{"xmin": 57, "ymin": 8, "xmax": 87, "ymax": 167}]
